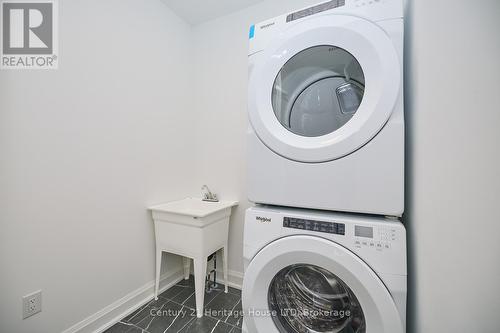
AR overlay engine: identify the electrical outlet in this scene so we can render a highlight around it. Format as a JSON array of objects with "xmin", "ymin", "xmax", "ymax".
[{"xmin": 22, "ymin": 290, "xmax": 42, "ymax": 319}]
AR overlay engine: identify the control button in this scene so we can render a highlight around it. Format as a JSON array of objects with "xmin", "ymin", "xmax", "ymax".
[
  {"xmin": 376, "ymin": 242, "xmax": 382, "ymax": 248},
  {"xmin": 362, "ymin": 241, "xmax": 368, "ymax": 246},
  {"xmin": 369, "ymin": 242, "xmax": 375, "ymax": 247},
  {"xmin": 384, "ymin": 243, "xmax": 390, "ymax": 249}
]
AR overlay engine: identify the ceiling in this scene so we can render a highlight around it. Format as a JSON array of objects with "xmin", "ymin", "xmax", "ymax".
[{"xmin": 161, "ymin": 0, "xmax": 266, "ymax": 25}]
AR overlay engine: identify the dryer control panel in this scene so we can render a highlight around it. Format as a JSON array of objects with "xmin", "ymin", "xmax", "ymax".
[
  {"xmin": 286, "ymin": 0, "xmax": 346, "ymax": 22},
  {"xmin": 248, "ymin": 0, "xmax": 403, "ymax": 56}
]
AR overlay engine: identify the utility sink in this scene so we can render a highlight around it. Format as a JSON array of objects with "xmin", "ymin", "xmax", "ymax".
[
  {"xmin": 148, "ymin": 197, "xmax": 238, "ymax": 317},
  {"xmin": 149, "ymin": 197, "xmax": 238, "ymax": 220}
]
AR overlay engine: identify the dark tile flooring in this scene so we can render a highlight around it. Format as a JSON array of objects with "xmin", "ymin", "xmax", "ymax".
[{"xmin": 105, "ymin": 276, "xmax": 242, "ymax": 333}]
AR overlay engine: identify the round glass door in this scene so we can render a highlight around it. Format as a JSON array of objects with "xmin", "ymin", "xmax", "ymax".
[
  {"xmin": 242, "ymin": 235, "xmax": 403, "ymax": 333},
  {"xmin": 248, "ymin": 16, "xmax": 401, "ymax": 162},
  {"xmin": 271, "ymin": 46, "xmax": 365, "ymax": 137},
  {"xmin": 268, "ymin": 264, "xmax": 365, "ymax": 333}
]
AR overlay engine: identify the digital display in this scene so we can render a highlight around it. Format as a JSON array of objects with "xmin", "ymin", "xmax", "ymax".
[
  {"xmin": 283, "ymin": 217, "xmax": 345, "ymax": 235},
  {"xmin": 355, "ymin": 226, "xmax": 374, "ymax": 238}
]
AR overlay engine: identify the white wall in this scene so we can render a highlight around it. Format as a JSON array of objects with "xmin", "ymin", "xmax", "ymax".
[
  {"xmin": 405, "ymin": 0, "xmax": 500, "ymax": 332},
  {"xmin": 0, "ymin": 1, "xmax": 195, "ymax": 332}
]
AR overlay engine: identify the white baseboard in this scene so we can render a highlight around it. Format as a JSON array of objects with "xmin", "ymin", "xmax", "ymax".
[
  {"xmin": 61, "ymin": 268, "xmax": 244, "ymax": 333},
  {"xmin": 61, "ymin": 269, "xmax": 184, "ymax": 333},
  {"xmin": 214, "ymin": 269, "xmax": 244, "ymax": 289}
]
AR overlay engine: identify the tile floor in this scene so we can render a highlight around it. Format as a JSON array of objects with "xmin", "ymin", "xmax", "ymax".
[{"xmin": 104, "ymin": 276, "xmax": 242, "ymax": 333}]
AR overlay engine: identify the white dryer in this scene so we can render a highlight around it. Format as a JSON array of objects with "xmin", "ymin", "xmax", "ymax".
[
  {"xmin": 247, "ymin": 0, "xmax": 405, "ymax": 216},
  {"xmin": 242, "ymin": 205, "xmax": 407, "ymax": 333}
]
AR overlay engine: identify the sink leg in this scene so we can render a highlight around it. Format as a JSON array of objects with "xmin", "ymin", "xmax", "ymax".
[
  {"xmin": 223, "ymin": 244, "xmax": 228, "ymax": 293},
  {"xmin": 154, "ymin": 249, "xmax": 161, "ymax": 301},
  {"xmin": 193, "ymin": 258, "xmax": 207, "ymax": 318},
  {"xmin": 182, "ymin": 257, "xmax": 191, "ymax": 280}
]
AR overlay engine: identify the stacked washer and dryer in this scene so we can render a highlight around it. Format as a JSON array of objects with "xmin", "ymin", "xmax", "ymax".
[{"xmin": 242, "ymin": 1, "xmax": 406, "ymax": 333}]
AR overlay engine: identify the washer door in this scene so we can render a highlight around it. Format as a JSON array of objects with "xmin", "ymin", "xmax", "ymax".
[
  {"xmin": 242, "ymin": 236, "xmax": 403, "ymax": 333},
  {"xmin": 248, "ymin": 15, "xmax": 401, "ymax": 163}
]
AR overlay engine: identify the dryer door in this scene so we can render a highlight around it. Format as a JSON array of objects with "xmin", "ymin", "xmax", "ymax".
[
  {"xmin": 242, "ymin": 236, "xmax": 403, "ymax": 333},
  {"xmin": 248, "ymin": 15, "xmax": 401, "ymax": 163}
]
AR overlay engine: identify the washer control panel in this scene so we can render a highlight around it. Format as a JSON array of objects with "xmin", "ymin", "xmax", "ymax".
[
  {"xmin": 354, "ymin": 225, "xmax": 397, "ymax": 251},
  {"xmin": 283, "ymin": 217, "xmax": 345, "ymax": 235}
]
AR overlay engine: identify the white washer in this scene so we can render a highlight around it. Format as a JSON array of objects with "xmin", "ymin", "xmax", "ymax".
[
  {"xmin": 247, "ymin": 0, "xmax": 405, "ymax": 216},
  {"xmin": 242, "ymin": 205, "xmax": 407, "ymax": 333}
]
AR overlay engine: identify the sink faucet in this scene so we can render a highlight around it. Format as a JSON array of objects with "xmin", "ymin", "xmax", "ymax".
[{"xmin": 201, "ymin": 185, "xmax": 219, "ymax": 202}]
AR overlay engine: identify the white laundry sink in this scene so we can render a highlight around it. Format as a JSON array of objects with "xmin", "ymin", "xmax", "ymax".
[
  {"xmin": 148, "ymin": 197, "xmax": 238, "ymax": 317},
  {"xmin": 149, "ymin": 197, "xmax": 238, "ymax": 226},
  {"xmin": 149, "ymin": 197, "xmax": 238, "ymax": 218}
]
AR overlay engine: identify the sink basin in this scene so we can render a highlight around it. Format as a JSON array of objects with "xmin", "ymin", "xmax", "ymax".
[
  {"xmin": 148, "ymin": 197, "xmax": 238, "ymax": 318},
  {"xmin": 148, "ymin": 197, "xmax": 238, "ymax": 219}
]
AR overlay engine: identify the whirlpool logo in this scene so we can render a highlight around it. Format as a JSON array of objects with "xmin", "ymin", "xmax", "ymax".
[
  {"xmin": 259, "ymin": 22, "xmax": 275, "ymax": 30},
  {"xmin": 1, "ymin": 0, "xmax": 58, "ymax": 69},
  {"xmin": 256, "ymin": 216, "xmax": 272, "ymax": 223}
]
